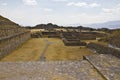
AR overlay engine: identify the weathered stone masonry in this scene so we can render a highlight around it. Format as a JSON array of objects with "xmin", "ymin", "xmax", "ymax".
[{"xmin": 0, "ymin": 28, "xmax": 30, "ymax": 59}]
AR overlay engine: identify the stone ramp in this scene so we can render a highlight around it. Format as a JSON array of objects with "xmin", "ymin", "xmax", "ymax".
[
  {"xmin": 84, "ymin": 54, "xmax": 120, "ymax": 80},
  {"xmin": 0, "ymin": 61, "xmax": 104, "ymax": 80}
]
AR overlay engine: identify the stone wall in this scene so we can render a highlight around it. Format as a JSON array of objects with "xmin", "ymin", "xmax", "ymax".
[
  {"xmin": 41, "ymin": 32, "xmax": 60, "ymax": 38},
  {"xmin": 61, "ymin": 32, "xmax": 98, "ymax": 40},
  {"xmin": 87, "ymin": 43, "xmax": 120, "ymax": 58},
  {"xmin": 61, "ymin": 32, "xmax": 87, "ymax": 46},
  {"xmin": 0, "ymin": 28, "xmax": 30, "ymax": 59}
]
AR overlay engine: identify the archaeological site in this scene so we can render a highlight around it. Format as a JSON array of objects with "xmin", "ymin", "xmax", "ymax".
[{"xmin": 0, "ymin": 15, "xmax": 120, "ymax": 80}]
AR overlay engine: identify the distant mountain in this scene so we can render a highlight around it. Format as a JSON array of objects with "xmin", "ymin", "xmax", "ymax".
[
  {"xmin": 87, "ymin": 20, "xmax": 120, "ymax": 29},
  {"xmin": 32, "ymin": 23, "xmax": 60, "ymax": 29}
]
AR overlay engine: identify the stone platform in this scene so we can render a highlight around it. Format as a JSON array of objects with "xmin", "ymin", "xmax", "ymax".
[
  {"xmin": 85, "ymin": 54, "xmax": 120, "ymax": 80},
  {"xmin": 0, "ymin": 54, "xmax": 120, "ymax": 80}
]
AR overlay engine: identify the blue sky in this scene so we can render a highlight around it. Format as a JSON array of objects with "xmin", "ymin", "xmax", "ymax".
[{"xmin": 0, "ymin": 0, "xmax": 120, "ymax": 26}]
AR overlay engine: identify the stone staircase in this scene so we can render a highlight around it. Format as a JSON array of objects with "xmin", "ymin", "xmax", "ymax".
[{"xmin": 0, "ymin": 54, "xmax": 120, "ymax": 80}]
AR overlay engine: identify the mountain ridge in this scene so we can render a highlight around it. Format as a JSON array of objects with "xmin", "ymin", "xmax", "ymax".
[{"xmin": 87, "ymin": 20, "xmax": 120, "ymax": 29}]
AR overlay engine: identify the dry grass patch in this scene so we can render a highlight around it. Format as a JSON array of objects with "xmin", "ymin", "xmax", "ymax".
[
  {"xmin": 1, "ymin": 38, "xmax": 46, "ymax": 61},
  {"xmin": 82, "ymin": 40, "xmax": 108, "ymax": 46},
  {"xmin": 45, "ymin": 38, "xmax": 94, "ymax": 61},
  {"xmin": 1, "ymin": 38, "xmax": 94, "ymax": 61},
  {"xmin": 31, "ymin": 29, "xmax": 45, "ymax": 33}
]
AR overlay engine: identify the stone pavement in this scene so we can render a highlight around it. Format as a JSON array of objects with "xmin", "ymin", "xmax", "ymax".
[
  {"xmin": 0, "ymin": 61, "xmax": 104, "ymax": 80},
  {"xmin": 0, "ymin": 54, "xmax": 120, "ymax": 80},
  {"xmin": 85, "ymin": 54, "xmax": 120, "ymax": 80}
]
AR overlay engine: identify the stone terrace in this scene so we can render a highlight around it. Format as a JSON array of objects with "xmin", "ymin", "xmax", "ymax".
[{"xmin": 0, "ymin": 54, "xmax": 120, "ymax": 80}]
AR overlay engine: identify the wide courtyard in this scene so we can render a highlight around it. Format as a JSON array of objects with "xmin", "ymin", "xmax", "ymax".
[{"xmin": 0, "ymin": 38, "xmax": 94, "ymax": 61}]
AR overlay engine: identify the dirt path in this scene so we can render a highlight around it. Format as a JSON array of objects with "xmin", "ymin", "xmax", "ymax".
[{"xmin": 40, "ymin": 39, "xmax": 54, "ymax": 61}]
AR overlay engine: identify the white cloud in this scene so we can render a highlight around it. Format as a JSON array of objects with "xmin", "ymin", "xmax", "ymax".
[
  {"xmin": 66, "ymin": 2, "xmax": 74, "ymax": 6},
  {"xmin": 117, "ymin": 3, "xmax": 120, "ymax": 7},
  {"xmin": 102, "ymin": 4, "xmax": 120, "ymax": 14},
  {"xmin": 67, "ymin": 2, "xmax": 87, "ymax": 7},
  {"xmin": 67, "ymin": 2, "xmax": 100, "ymax": 8},
  {"xmin": 99, "ymin": 4, "xmax": 120, "ymax": 23},
  {"xmin": 44, "ymin": 8, "xmax": 53, "ymax": 12},
  {"xmin": 23, "ymin": 0, "xmax": 37, "ymax": 6},
  {"xmin": 89, "ymin": 3, "xmax": 100, "ymax": 8},
  {"xmin": 102, "ymin": 8, "xmax": 114, "ymax": 13}
]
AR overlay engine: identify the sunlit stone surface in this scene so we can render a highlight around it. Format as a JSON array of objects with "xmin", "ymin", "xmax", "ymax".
[
  {"xmin": 85, "ymin": 54, "xmax": 120, "ymax": 80},
  {"xmin": 0, "ymin": 54, "xmax": 119, "ymax": 80},
  {"xmin": 0, "ymin": 61, "xmax": 104, "ymax": 80}
]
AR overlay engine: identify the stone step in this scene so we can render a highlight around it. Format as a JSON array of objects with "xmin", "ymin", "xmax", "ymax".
[
  {"xmin": 0, "ymin": 61, "xmax": 104, "ymax": 80},
  {"xmin": 84, "ymin": 54, "xmax": 120, "ymax": 80}
]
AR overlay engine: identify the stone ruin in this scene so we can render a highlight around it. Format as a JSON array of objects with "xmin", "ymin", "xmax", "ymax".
[
  {"xmin": 74, "ymin": 32, "xmax": 105, "ymax": 40},
  {"xmin": 31, "ymin": 31, "xmax": 60, "ymax": 38},
  {"xmin": 41, "ymin": 32, "xmax": 60, "ymax": 38},
  {"xmin": 61, "ymin": 32, "xmax": 87, "ymax": 46},
  {"xmin": 0, "ymin": 27, "xmax": 30, "ymax": 59},
  {"xmin": 0, "ymin": 16, "xmax": 119, "ymax": 80},
  {"xmin": 31, "ymin": 31, "xmax": 42, "ymax": 38},
  {"xmin": 60, "ymin": 31, "xmax": 106, "ymax": 46}
]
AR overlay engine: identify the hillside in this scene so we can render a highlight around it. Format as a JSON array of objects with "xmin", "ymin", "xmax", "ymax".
[
  {"xmin": 100, "ymin": 29, "xmax": 120, "ymax": 48},
  {"xmin": 108, "ymin": 29, "xmax": 120, "ymax": 47}
]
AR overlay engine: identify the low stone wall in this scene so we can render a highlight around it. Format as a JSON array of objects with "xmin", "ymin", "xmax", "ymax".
[
  {"xmin": 63, "ymin": 38, "xmax": 87, "ymax": 46},
  {"xmin": 0, "ymin": 28, "xmax": 30, "ymax": 59},
  {"xmin": 41, "ymin": 32, "xmax": 60, "ymax": 38},
  {"xmin": 87, "ymin": 43, "xmax": 120, "ymax": 58},
  {"xmin": 79, "ymin": 34, "xmax": 96, "ymax": 40},
  {"xmin": 61, "ymin": 32, "xmax": 98, "ymax": 40}
]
